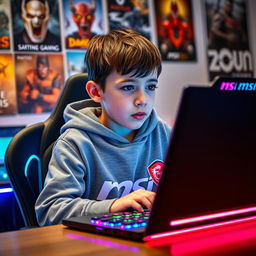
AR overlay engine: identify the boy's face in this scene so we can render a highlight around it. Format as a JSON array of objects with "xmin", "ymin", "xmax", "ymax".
[{"xmin": 98, "ymin": 69, "xmax": 158, "ymax": 138}]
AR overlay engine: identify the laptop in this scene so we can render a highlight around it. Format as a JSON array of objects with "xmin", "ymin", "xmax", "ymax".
[
  {"xmin": 0, "ymin": 126, "xmax": 26, "ymax": 184},
  {"xmin": 63, "ymin": 77, "xmax": 256, "ymax": 241}
]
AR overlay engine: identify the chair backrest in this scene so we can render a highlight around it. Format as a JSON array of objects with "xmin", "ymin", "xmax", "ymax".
[{"xmin": 5, "ymin": 73, "xmax": 99, "ymax": 227}]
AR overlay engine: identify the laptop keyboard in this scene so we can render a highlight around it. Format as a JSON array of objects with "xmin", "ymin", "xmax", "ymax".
[{"xmin": 90, "ymin": 209, "xmax": 150, "ymax": 230}]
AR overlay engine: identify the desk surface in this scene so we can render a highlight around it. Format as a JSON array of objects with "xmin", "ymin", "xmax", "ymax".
[{"xmin": 1, "ymin": 221, "xmax": 256, "ymax": 256}]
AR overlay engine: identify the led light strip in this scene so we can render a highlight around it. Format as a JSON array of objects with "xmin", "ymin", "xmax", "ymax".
[
  {"xmin": 143, "ymin": 215, "xmax": 256, "ymax": 241},
  {"xmin": 0, "ymin": 187, "xmax": 13, "ymax": 193},
  {"xmin": 170, "ymin": 206, "xmax": 256, "ymax": 226},
  {"xmin": 24, "ymin": 154, "xmax": 42, "ymax": 192}
]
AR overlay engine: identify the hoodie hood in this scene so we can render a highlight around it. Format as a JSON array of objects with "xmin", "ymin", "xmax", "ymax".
[{"xmin": 61, "ymin": 99, "xmax": 159, "ymax": 143}]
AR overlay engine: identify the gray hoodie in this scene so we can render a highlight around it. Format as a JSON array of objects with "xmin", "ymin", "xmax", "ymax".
[{"xmin": 35, "ymin": 99, "xmax": 171, "ymax": 225}]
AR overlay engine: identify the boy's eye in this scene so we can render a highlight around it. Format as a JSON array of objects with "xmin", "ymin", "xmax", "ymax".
[
  {"xmin": 147, "ymin": 84, "xmax": 158, "ymax": 91},
  {"xmin": 121, "ymin": 85, "xmax": 134, "ymax": 91}
]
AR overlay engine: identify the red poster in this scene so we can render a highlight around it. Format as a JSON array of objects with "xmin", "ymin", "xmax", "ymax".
[
  {"xmin": 63, "ymin": 0, "xmax": 105, "ymax": 50},
  {"xmin": 155, "ymin": 0, "xmax": 197, "ymax": 61}
]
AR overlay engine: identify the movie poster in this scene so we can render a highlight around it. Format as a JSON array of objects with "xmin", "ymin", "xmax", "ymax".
[
  {"xmin": 0, "ymin": 0, "xmax": 11, "ymax": 51},
  {"xmin": 11, "ymin": 0, "xmax": 62, "ymax": 52},
  {"xmin": 154, "ymin": 0, "xmax": 196, "ymax": 61},
  {"xmin": 63, "ymin": 0, "xmax": 105, "ymax": 50},
  {"xmin": 204, "ymin": 0, "xmax": 254, "ymax": 80},
  {"xmin": 15, "ymin": 53, "xmax": 64, "ymax": 114},
  {"xmin": 107, "ymin": 0, "xmax": 152, "ymax": 40},
  {"xmin": 66, "ymin": 52, "xmax": 87, "ymax": 77},
  {"xmin": 0, "ymin": 54, "xmax": 17, "ymax": 115}
]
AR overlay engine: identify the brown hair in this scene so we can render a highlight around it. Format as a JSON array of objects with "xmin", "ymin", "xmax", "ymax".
[{"xmin": 85, "ymin": 29, "xmax": 162, "ymax": 90}]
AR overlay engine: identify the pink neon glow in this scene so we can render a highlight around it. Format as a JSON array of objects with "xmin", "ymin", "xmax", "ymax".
[
  {"xmin": 143, "ymin": 215, "xmax": 256, "ymax": 241},
  {"xmin": 66, "ymin": 233, "xmax": 139, "ymax": 252},
  {"xmin": 170, "ymin": 206, "xmax": 256, "ymax": 226}
]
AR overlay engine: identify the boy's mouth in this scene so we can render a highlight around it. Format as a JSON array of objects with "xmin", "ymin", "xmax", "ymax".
[{"xmin": 131, "ymin": 112, "xmax": 146, "ymax": 120}]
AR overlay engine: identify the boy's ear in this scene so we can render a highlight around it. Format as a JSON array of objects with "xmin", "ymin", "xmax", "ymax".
[{"xmin": 86, "ymin": 81, "xmax": 103, "ymax": 103}]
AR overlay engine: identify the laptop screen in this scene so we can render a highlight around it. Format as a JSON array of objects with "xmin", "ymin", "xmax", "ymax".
[
  {"xmin": 147, "ymin": 86, "xmax": 256, "ymax": 235},
  {"xmin": 0, "ymin": 126, "xmax": 25, "ymax": 182}
]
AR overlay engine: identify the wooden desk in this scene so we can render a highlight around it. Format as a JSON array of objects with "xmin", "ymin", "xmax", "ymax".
[{"xmin": 1, "ymin": 221, "xmax": 256, "ymax": 256}]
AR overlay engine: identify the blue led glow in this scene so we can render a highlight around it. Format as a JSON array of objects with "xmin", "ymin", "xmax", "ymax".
[
  {"xmin": 24, "ymin": 154, "xmax": 42, "ymax": 192},
  {"xmin": 0, "ymin": 187, "xmax": 13, "ymax": 193}
]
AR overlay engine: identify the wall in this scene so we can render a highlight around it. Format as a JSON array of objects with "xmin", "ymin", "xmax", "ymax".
[
  {"xmin": 154, "ymin": 0, "xmax": 256, "ymax": 124},
  {"xmin": 0, "ymin": 0, "xmax": 255, "ymax": 127}
]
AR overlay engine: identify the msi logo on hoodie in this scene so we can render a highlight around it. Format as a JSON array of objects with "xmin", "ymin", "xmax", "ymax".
[
  {"xmin": 96, "ymin": 159, "xmax": 165, "ymax": 200},
  {"xmin": 147, "ymin": 160, "xmax": 164, "ymax": 185}
]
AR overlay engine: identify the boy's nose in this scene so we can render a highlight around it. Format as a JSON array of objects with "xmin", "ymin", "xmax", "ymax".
[{"xmin": 134, "ymin": 91, "xmax": 147, "ymax": 107}]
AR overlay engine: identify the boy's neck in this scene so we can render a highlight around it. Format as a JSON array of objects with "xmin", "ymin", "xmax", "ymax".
[{"xmin": 99, "ymin": 113, "xmax": 135, "ymax": 142}]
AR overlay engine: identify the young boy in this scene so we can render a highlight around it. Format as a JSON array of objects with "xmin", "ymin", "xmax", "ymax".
[{"xmin": 35, "ymin": 29, "xmax": 171, "ymax": 226}]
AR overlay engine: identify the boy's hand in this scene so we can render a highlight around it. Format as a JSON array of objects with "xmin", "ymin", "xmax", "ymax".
[{"xmin": 109, "ymin": 189, "xmax": 156, "ymax": 213}]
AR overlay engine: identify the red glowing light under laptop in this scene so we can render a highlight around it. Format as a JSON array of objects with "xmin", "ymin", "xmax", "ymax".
[
  {"xmin": 170, "ymin": 206, "xmax": 256, "ymax": 226},
  {"xmin": 144, "ymin": 207, "xmax": 256, "ymax": 241}
]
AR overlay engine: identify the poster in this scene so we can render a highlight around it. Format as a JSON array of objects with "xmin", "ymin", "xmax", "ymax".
[
  {"xmin": 0, "ymin": 0, "xmax": 11, "ymax": 51},
  {"xmin": 11, "ymin": 0, "xmax": 62, "ymax": 52},
  {"xmin": 15, "ymin": 53, "xmax": 64, "ymax": 113},
  {"xmin": 0, "ymin": 54, "xmax": 17, "ymax": 115},
  {"xmin": 107, "ymin": 0, "xmax": 152, "ymax": 40},
  {"xmin": 154, "ymin": 0, "xmax": 196, "ymax": 61},
  {"xmin": 63, "ymin": 0, "xmax": 105, "ymax": 50},
  {"xmin": 66, "ymin": 51, "xmax": 87, "ymax": 77},
  {"xmin": 204, "ymin": 0, "xmax": 254, "ymax": 80}
]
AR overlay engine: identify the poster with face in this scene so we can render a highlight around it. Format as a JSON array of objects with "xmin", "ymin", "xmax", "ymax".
[
  {"xmin": 0, "ymin": 0, "xmax": 11, "ymax": 51},
  {"xmin": 11, "ymin": 0, "xmax": 62, "ymax": 52},
  {"xmin": 154, "ymin": 0, "xmax": 196, "ymax": 61},
  {"xmin": 0, "ymin": 54, "xmax": 17, "ymax": 115},
  {"xmin": 107, "ymin": 0, "xmax": 152, "ymax": 40},
  {"xmin": 204, "ymin": 0, "xmax": 254, "ymax": 80},
  {"xmin": 63, "ymin": 0, "xmax": 105, "ymax": 50},
  {"xmin": 15, "ymin": 53, "xmax": 64, "ymax": 113}
]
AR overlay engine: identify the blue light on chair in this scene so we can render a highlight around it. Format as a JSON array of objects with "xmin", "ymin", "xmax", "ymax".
[{"xmin": 25, "ymin": 154, "xmax": 42, "ymax": 192}]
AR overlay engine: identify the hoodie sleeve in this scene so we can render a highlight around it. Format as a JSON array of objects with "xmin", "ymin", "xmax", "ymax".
[{"xmin": 35, "ymin": 138, "xmax": 116, "ymax": 226}]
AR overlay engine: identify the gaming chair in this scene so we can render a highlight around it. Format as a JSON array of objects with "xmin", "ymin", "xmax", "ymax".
[{"xmin": 5, "ymin": 73, "xmax": 99, "ymax": 228}]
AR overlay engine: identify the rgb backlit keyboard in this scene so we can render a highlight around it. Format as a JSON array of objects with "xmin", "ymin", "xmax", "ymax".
[{"xmin": 90, "ymin": 209, "xmax": 150, "ymax": 230}]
